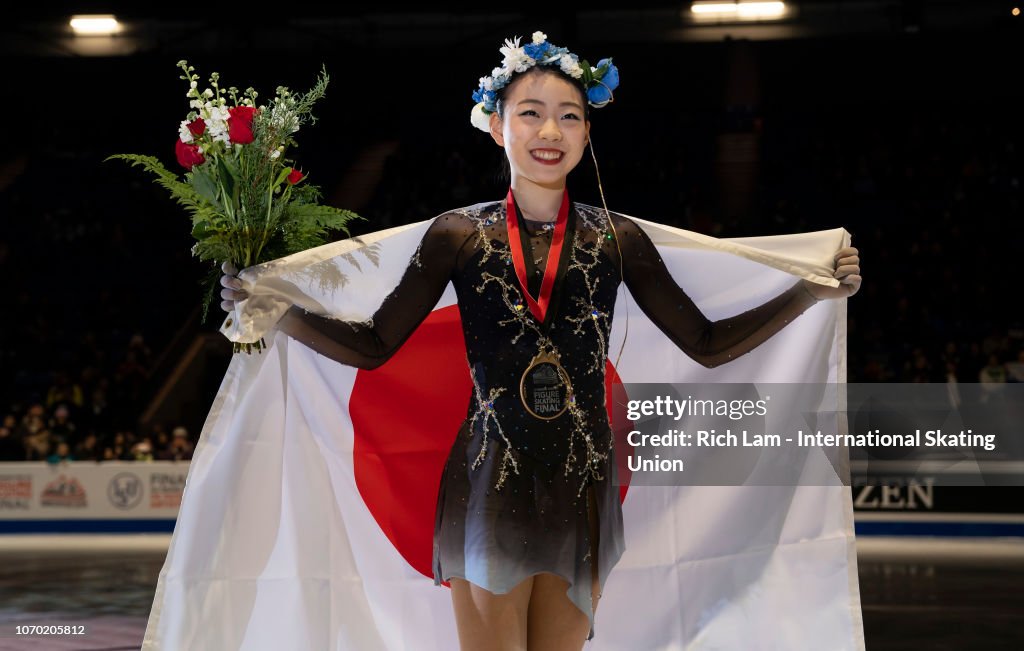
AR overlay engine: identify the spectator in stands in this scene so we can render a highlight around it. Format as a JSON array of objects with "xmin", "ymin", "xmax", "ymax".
[
  {"xmin": 20, "ymin": 404, "xmax": 46, "ymax": 437},
  {"xmin": 45, "ymin": 371, "xmax": 84, "ymax": 414},
  {"xmin": 46, "ymin": 441, "xmax": 74, "ymax": 464},
  {"xmin": 132, "ymin": 437, "xmax": 155, "ymax": 462},
  {"xmin": 979, "ymin": 354, "xmax": 1007, "ymax": 385},
  {"xmin": 115, "ymin": 350, "xmax": 150, "ymax": 414},
  {"xmin": 982, "ymin": 327, "xmax": 1008, "ymax": 359},
  {"xmin": 963, "ymin": 342, "xmax": 986, "ymax": 381},
  {"xmin": 86, "ymin": 378, "xmax": 111, "ymax": 433},
  {"xmin": 0, "ymin": 416, "xmax": 24, "ymax": 460},
  {"xmin": 165, "ymin": 426, "xmax": 194, "ymax": 461},
  {"xmin": 117, "ymin": 350, "xmax": 150, "ymax": 386},
  {"xmin": 48, "ymin": 404, "xmax": 77, "ymax": 446},
  {"xmin": 74, "ymin": 432, "xmax": 101, "ymax": 461},
  {"xmin": 941, "ymin": 341, "xmax": 960, "ymax": 375},
  {"xmin": 25, "ymin": 428, "xmax": 51, "ymax": 461},
  {"xmin": 905, "ymin": 347, "xmax": 940, "ymax": 383},
  {"xmin": 944, "ymin": 361, "xmax": 962, "ymax": 409},
  {"xmin": 1006, "ymin": 349, "xmax": 1024, "ymax": 383},
  {"xmin": 153, "ymin": 428, "xmax": 172, "ymax": 459},
  {"xmin": 102, "ymin": 431, "xmax": 134, "ymax": 461},
  {"xmin": 128, "ymin": 332, "xmax": 154, "ymax": 369}
]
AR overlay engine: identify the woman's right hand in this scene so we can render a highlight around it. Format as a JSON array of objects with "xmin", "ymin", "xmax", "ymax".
[{"xmin": 220, "ymin": 260, "xmax": 250, "ymax": 313}]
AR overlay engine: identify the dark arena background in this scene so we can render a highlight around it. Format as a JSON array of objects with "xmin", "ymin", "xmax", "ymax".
[{"xmin": 0, "ymin": 2, "xmax": 1021, "ymax": 650}]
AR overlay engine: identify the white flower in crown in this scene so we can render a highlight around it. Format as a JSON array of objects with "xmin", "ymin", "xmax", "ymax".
[
  {"xmin": 532, "ymin": 31, "xmax": 547, "ymax": 44},
  {"xmin": 500, "ymin": 37, "xmax": 533, "ymax": 73},
  {"xmin": 491, "ymin": 67, "xmax": 510, "ymax": 86},
  {"xmin": 559, "ymin": 53, "xmax": 584, "ymax": 79},
  {"xmin": 480, "ymin": 76, "xmax": 494, "ymax": 92},
  {"xmin": 470, "ymin": 102, "xmax": 491, "ymax": 131}
]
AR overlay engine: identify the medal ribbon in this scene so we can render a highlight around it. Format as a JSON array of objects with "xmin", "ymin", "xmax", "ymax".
[{"xmin": 505, "ymin": 187, "xmax": 570, "ymax": 323}]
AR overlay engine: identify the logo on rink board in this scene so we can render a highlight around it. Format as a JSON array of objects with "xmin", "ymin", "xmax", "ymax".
[
  {"xmin": 108, "ymin": 472, "xmax": 144, "ymax": 510},
  {"xmin": 0, "ymin": 474, "xmax": 32, "ymax": 510},
  {"xmin": 150, "ymin": 472, "xmax": 187, "ymax": 508},
  {"xmin": 40, "ymin": 474, "xmax": 87, "ymax": 508}
]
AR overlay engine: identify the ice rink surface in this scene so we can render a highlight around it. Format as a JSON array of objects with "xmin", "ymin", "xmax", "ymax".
[{"xmin": 0, "ymin": 535, "xmax": 1021, "ymax": 650}]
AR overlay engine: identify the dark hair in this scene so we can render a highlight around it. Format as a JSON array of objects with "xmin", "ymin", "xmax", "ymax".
[
  {"xmin": 492, "ymin": 66, "xmax": 591, "ymax": 182},
  {"xmin": 494, "ymin": 65, "xmax": 591, "ymax": 122}
]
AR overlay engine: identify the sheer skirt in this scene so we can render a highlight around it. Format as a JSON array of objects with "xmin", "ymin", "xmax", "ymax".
[{"xmin": 432, "ymin": 418, "xmax": 626, "ymax": 640}]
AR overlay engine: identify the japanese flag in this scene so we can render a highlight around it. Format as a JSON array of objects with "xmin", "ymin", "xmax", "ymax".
[{"xmin": 142, "ymin": 212, "xmax": 865, "ymax": 650}]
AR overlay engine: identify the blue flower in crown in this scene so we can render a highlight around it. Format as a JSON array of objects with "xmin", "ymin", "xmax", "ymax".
[
  {"xmin": 586, "ymin": 58, "xmax": 620, "ymax": 108},
  {"xmin": 470, "ymin": 30, "xmax": 619, "ymax": 132},
  {"xmin": 472, "ymin": 86, "xmax": 497, "ymax": 107},
  {"xmin": 524, "ymin": 42, "xmax": 549, "ymax": 60}
]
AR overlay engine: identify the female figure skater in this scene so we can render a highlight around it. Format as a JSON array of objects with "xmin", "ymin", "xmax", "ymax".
[{"xmin": 220, "ymin": 32, "xmax": 860, "ymax": 651}]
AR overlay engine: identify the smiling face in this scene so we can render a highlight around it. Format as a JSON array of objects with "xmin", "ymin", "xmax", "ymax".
[{"xmin": 489, "ymin": 68, "xmax": 591, "ymax": 190}]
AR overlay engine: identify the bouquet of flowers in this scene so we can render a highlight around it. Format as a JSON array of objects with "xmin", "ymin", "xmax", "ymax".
[{"xmin": 107, "ymin": 60, "xmax": 361, "ymax": 353}]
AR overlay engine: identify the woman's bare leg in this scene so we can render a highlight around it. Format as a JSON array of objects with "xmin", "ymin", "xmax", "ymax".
[
  {"xmin": 449, "ymin": 576, "xmax": 533, "ymax": 651},
  {"xmin": 524, "ymin": 573, "xmax": 594, "ymax": 651},
  {"xmin": 526, "ymin": 486, "xmax": 603, "ymax": 651}
]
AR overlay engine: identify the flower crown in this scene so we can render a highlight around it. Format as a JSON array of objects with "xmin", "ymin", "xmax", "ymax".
[{"xmin": 470, "ymin": 31, "xmax": 620, "ymax": 132}]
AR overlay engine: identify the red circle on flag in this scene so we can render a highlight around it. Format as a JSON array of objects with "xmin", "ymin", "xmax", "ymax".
[{"xmin": 351, "ymin": 305, "xmax": 631, "ymax": 578}]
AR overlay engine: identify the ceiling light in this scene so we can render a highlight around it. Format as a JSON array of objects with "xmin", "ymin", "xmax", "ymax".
[
  {"xmin": 69, "ymin": 15, "xmax": 122, "ymax": 36},
  {"xmin": 691, "ymin": 2, "xmax": 788, "ymax": 21}
]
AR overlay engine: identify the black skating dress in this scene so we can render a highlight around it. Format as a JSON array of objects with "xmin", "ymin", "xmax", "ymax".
[{"xmin": 279, "ymin": 197, "xmax": 820, "ymax": 639}]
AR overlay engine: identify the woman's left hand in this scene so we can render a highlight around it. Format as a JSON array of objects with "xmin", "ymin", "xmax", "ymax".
[{"xmin": 804, "ymin": 246, "xmax": 861, "ymax": 300}]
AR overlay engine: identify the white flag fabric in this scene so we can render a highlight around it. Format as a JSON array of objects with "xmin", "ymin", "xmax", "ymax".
[{"xmin": 142, "ymin": 213, "xmax": 865, "ymax": 650}]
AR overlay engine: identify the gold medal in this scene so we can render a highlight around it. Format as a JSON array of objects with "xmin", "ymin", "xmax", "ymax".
[{"xmin": 520, "ymin": 347, "xmax": 573, "ymax": 420}]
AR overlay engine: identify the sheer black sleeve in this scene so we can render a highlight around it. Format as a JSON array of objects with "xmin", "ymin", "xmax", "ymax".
[
  {"xmin": 612, "ymin": 214, "xmax": 821, "ymax": 369},
  {"xmin": 274, "ymin": 213, "xmax": 468, "ymax": 369}
]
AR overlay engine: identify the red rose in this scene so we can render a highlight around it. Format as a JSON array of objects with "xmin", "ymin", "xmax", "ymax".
[
  {"xmin": 175, "ymin": 138, "xmax": 205, "ymax": 170},
  {"xmin": 187, "ymin": 118, "xmax": 205, "ymax": 137},
  {"xmin": 287, "ymin": 168, "xmax": 305, "ymax": 185},
  {"xmin": 228, "ymin": 106, "xmax": 258, "ymax": 144}
]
